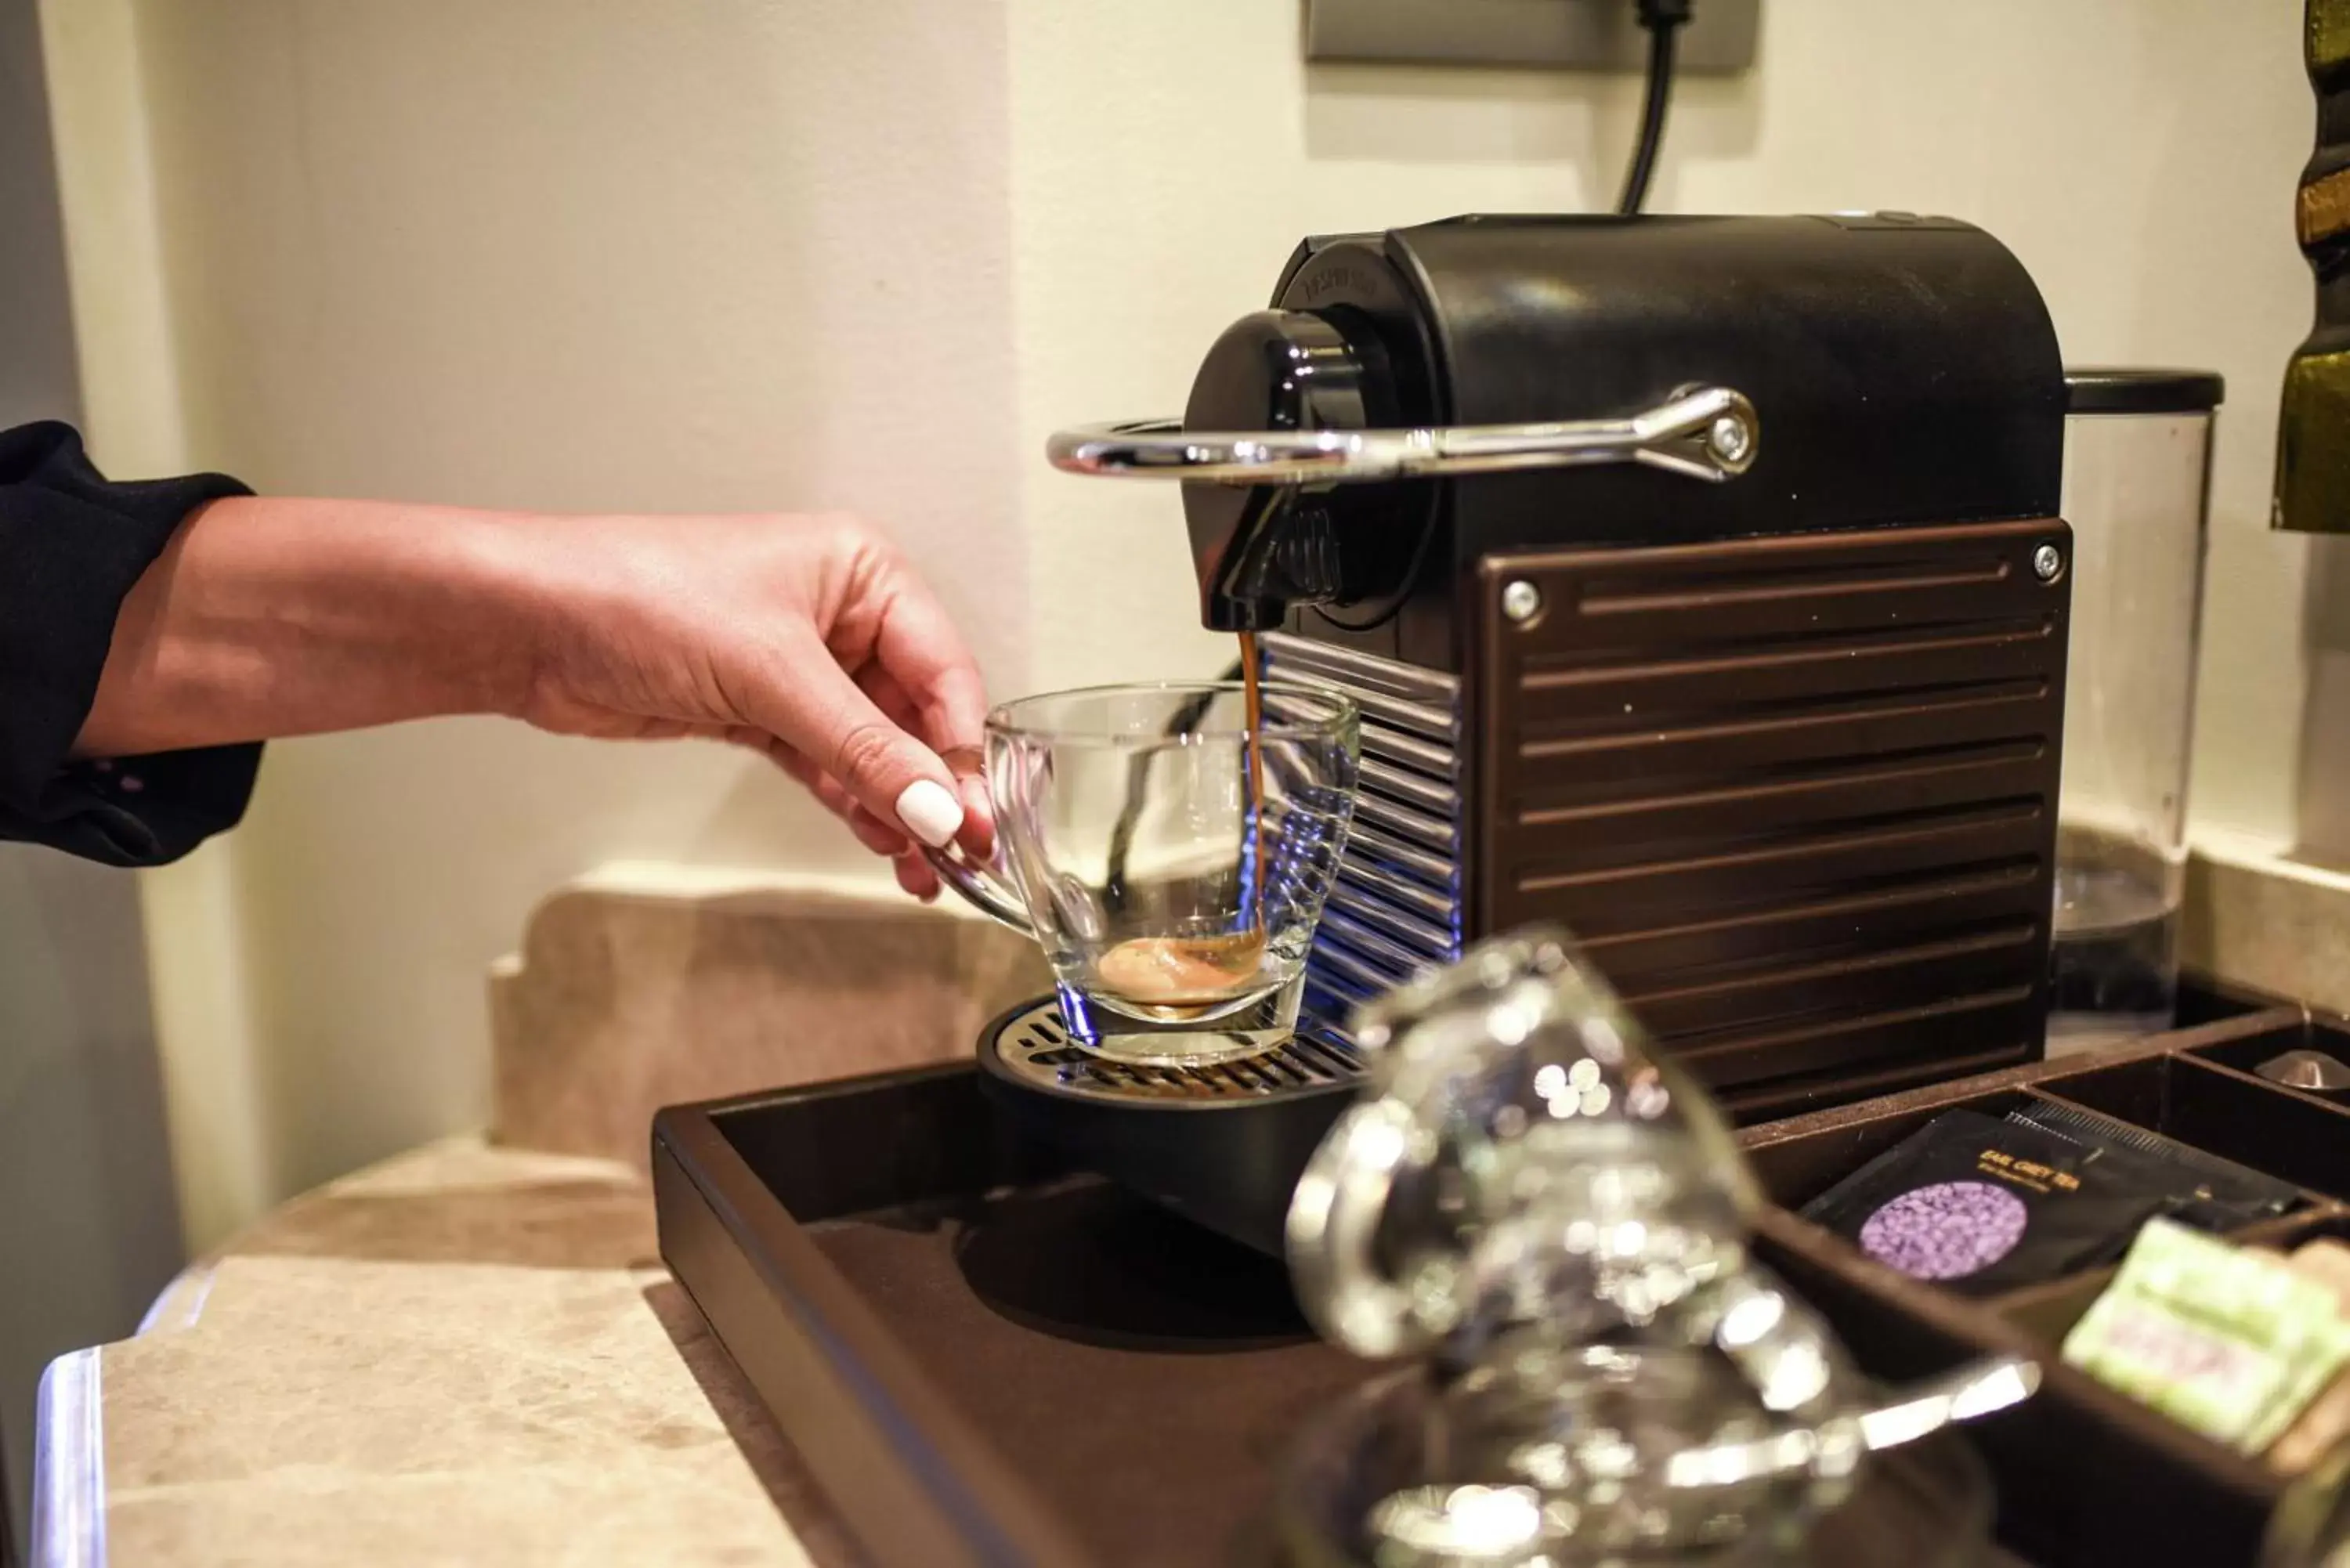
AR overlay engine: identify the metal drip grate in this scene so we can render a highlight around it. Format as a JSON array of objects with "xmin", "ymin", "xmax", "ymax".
[{"xmin": 981, "ymin": 1000, "xmax": 1367, "ymax": 1104}]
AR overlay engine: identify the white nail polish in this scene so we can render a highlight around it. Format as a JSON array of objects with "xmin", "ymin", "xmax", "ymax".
[{"xmin": 894, "ymin": 779, "xmax": 965, "ymax": 849}]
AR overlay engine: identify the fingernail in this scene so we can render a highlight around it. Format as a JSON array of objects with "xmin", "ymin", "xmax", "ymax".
[{"xmin": 894, "ymin": 778, "xmax": 965, "ymax": 849}]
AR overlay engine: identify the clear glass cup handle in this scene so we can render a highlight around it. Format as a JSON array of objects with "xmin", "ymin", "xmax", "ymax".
[
  {"xmin": 1660, "ymin": 1354, "xmax": 2040, "ymax": 1491},
  {"xmin": 920, "ymin": 843, "xmax": 1033, "ymax": 935},
  {"xmin": 1286, "ymin": 1097, "xmax": 1437, "ymax": 1359}
]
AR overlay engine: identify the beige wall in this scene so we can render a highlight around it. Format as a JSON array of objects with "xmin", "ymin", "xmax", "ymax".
[
  {"xmin": 43, "ymin": 0, "xmax": 1029, "ymax": 1239},
  {"xmin": 38, "ymin": 0, "xmax": 2336, "ymax": 1241},
  {"xmin": 1010, "ymin": 0, "xmax": 2327, "ymax": 837}
]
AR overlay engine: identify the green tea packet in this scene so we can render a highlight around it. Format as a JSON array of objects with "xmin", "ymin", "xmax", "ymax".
[{"xmin": 2062, "ymin": 1218, "xmax": 2350, "ymax": 1453}]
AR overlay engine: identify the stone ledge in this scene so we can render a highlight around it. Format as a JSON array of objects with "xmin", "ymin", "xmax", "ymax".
[
  {"xmin": 482, "ymin": 843, "xmax": 2346, "ymax": 1172},
  {"xmin": 488, "ymin": 862, "xmax": 1049, "ymax": 1165},
  {"xmin": 2184, "ymin": 833, "xmax": 2350, "ymax": 1017},
  {"xmin": 62, "ymin": 1138, "xmax": 837, "ymax": 1567}
]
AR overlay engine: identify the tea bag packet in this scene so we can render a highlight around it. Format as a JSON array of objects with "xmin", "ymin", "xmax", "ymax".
[
  {"xmin": 2063, "ymin": 1219, "xmax": 2350, "ymax": 1454},
  {"xmin": 2005, "ymin": 1100, "xmax": 2301, "ymax": 1230},
  {"xmin": 2293, "ymin": 1239, "xmax": 2350, "ymax": 1306},
  {"xmin": 2268, "ymin": 1241, "xmax": 2350, "ymax": 1473},
  {"xmin": 2272, "ymin": 1357, "xmax": 2350, "ymax": 1475},
  {"xmin": 1800, "ymin": 1104, "xmax": 2301, "ymax": 1297},
  {"xmin": 1802, "ymin": 1111, "xmax": 2174, "ymax": 1295}
]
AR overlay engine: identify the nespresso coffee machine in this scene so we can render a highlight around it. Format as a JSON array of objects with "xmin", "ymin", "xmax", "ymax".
[
  {"xmin": 977, "ymin": 213, "xmax": 2073, "ymax": 1252},
  {"xmin": 655, "ymin": 213, "xmax": 2350, "ymax": 1568}
]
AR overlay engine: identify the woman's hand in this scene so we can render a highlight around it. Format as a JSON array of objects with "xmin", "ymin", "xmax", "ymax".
[
  {"xmin": 76, "ymin": 498, "xmax": 992, "ymax": 898},
  {"xmin": 505, "ymin": 511, "xmax": 992, "ymax": 898}
]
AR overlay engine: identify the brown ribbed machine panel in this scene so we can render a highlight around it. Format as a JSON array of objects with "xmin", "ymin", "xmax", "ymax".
[{"xmin": 1473, "ymin": 518, "xmax": 2073, "ymax": 1118}]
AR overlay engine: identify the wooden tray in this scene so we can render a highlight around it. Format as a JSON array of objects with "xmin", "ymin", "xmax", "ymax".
[
  {"xmin": 1741, "ymin": 994, "xmax": 2350, "ymax": 1567},
  {"xmin": 654, "ymin": 986, "xmax": 2350, "ymax": 1568}
]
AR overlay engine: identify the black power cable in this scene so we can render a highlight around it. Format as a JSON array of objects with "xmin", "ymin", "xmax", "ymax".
[{"xmin": 1617, "ymin": 0, "xmax": 1694, "ymax": 215}]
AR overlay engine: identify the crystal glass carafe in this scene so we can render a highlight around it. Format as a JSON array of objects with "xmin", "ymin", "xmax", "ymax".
[{"xmin": 1282, "ymin": 927, "xmax": 2032, "ymax": 1566}]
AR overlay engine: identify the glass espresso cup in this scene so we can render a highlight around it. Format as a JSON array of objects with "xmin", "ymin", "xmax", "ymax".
[{"xmin": 925, "ymin": 681, "xmax": 1360, "ymax": 1067}]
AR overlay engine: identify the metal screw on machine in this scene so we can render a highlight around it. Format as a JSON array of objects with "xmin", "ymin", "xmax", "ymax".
[
  {"xmin": 2033, "ymin": 543, "xmax": 2065, "ymax": 583},
  {"xmin": 1501, "ymin": 580, "xmax": 1543, "ymax": 623},
  {"xmin": 1708, "ymin": 413, "xmax": 1752, "ymax": 465}
]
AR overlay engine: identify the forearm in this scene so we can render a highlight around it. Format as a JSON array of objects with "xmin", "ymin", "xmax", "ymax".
[{"xmin": 73, "ymin": 496, "xmax": 540, "ymax": 757}]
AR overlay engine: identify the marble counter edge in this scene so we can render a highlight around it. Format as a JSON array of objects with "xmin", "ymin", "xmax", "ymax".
[
  {"xmin": 31, "ymin": 1346, "xmax": 103, "ymax": 1568},
  {"xmin": 27, "ymin": 1135, "xmax": 826, "ymax": 1568}
]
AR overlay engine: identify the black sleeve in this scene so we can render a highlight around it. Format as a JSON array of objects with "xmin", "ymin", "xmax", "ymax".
[{"xmin": 0, "ymin": 421, "xmax": 262, "ymax": 866}]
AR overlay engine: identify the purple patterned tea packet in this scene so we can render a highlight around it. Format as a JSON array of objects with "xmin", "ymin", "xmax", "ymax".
[
  {"xmin": 1857, "ymin": 1181, "xmax": 2031, "ymax": 1280},
  {"xmin": 1801, "ymin": 1111, "xmax": 2184, "ymax": 1296}
]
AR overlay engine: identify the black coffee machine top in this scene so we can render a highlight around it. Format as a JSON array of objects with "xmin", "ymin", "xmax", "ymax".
[
  {"xmin": 1058, "ymin": 212, "xmax": 2065, "ymax": 667},
  {"xmin": 1000, "ymin": 214, "xmax": 2076, "ymax": 1255}
]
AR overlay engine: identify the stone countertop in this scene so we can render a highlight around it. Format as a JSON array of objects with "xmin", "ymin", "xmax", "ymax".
[
  {"xmin": 34, "ymin": 1136, "xmax": 861, "ymax": 1567},
  {"xmin": 31, "ymin": 871, "xmax": 1048, "ymax": 1568}
]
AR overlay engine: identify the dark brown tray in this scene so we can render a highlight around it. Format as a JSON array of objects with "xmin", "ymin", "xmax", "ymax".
[
  {"xmin": 655, "ymin": 1064, "xmax": 1354, "ymax": 1568},
  {"xmin": 1741, "ymin": 997, "xmax": 2350, "ymax": 1568},
  {"xmin": 654, "ymin": 986, "xmax": 2350, "ymax": 1568}
]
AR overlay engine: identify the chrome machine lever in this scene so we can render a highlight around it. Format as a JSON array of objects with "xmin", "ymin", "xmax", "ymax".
[{"xmin": 1046, "ymin": 385, "xmax": 1758, "ymax": 487}]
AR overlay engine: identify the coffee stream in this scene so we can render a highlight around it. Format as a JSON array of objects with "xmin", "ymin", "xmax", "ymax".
[
  {"xmin": 1093, "ymin": 634, "xmax": 1272, "ymax": 1013},
  {"xmin": 1240, "ymin": 628, "xmax": 1267, "ymax": 931}
]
